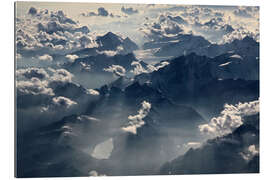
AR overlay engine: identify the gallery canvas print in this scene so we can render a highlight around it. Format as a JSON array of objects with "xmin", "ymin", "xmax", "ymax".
[{"xmin": 15, "ymin": 1, "xmax": 260, "ymax": 177}]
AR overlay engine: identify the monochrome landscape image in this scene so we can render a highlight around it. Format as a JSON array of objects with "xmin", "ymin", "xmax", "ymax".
[{"xmin": 15, "ymin": 2, "xmax": 259, "ymax": 177}]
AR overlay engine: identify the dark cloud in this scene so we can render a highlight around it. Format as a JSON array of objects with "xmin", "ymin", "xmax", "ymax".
[
  {"xmin": 28, "ymin": 7, "xmax": 37, "ymax": 15},
  {"xmin": 98, "ymin": 7, "xmax": 109, "ymax": 16},
  {"xmin": 121, "ymin": 6, "xmax": 138, "ymax": 15}
]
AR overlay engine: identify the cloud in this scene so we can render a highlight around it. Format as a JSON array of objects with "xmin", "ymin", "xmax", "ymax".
[
  {"xmin": 16, "ymin": 7, "xmax": 92, "ymax": 58},
  {"xmin": 130, "ymin": 61, "xmax": 169, "ymax": 76},
  {"xmin": 17, "ymin": 77, "xmax": 54, "ymax": 96},
  {"xmin": 130, "ymin": 61, "xmax": 148, "ymax": 75},
  {"xmin": 140, "ymin": 13, "xmax": 186, "ymax": 41},
  {"xmin": 49, "ymin": 68, "xmax": 74, "ymax": 84},
  {"xmin": 103, "ymin": 65, "xmax": 126, "ymax": 77},
  {"xmin": 147, "ymin": 61, "xmax": 170, "ymax": 72},
  {"xmin": 198, "ymin": 99, "xmax": 259, "ymax": 137},
  {"xmin": 28, "ymin": 7, "xmax": 37, "ymax": 16},
  {"xmin": 122, "ymin": 101, "xmax": 151, "ymax": 134},
  {"xmin": 52, "ymin": 96, "xmax": 77, "ymax": 109},
  {"xmin": 182, "ymin": 142, "xmax": 201, "ymax": 149},
  {"xmin": 234, "ymin": 8, "xmax": 253, "ymax": 18},
  {"xmin": 240, "ymin": 144, "xmax": 259, "ymax": 161},
  {"xmin": 86, "ymin": 89, "xmax": 100, "ymax": 96},
  {"xmin": 98, "ymin": 7, "xmax": 109, "ymax": 16},
  {"xmin": 38, "ymin": 54, "xmax": 53, "ymax": 62},
  {"xmin": 140, "ymin": 6, "xmax": 259, "ymax": 45},
  {"xmin": 81, "ymin": 7, "xmax": 117, "ymax": 18},
  {"xmin": 65, "ymin": 54, "xmax": 79, "ymax": 62},
  {"xmin": 121, "ymin": 6, "xmax": 138, "ymax": 15},
  {"xmin": 88, "ymin": 170, "xmax": 106, "ymax": 177},
  {"xmin": 16, "ymin": 67, "xmax": 76, "ymax": 97},
  {"xmin": 16, "ymin": 67, "xmax": 49, "ymax": 80}
]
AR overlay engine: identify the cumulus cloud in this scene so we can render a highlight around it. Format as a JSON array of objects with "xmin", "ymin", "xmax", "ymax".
[
  {"xmin": 49, "ymin": 68, "xmax": 73, "ymax": 84},
  {"xmin": 17, "ymin": 77, "xmax": 54, "ymax": 96},
  {"xmin": 16, "ymin": 67, "xmax": 49, "ymax": 80},
  {"xmin": 130, "ymin": 61, "xmax": 169, "ymax": 76},
  {"xmin": 86, "ymin": 89, "xmax": 100, "ymax": 96},
  {"xmin": 122, "ymin": 101, "xmax": 151, "ymax": 134},
  {"xmin": 140, "ymin": 13, "xmax": 186, "ymax": 41},
  {"xmin": 65, "ymin": 54, "xmax": 79, "ymax": 62},
  {"xmin": 103, "ymin": 65, "xmax": 126, "ymax": 77},
  {"xmin": 38, "ymin": 54, "xmax": 53, "ymax": 62},
  {"xmin": 240, "ymin": 144, "xmax": 259, "ymax": 161},
  {"xmin": 121, "ymin": 6, "xmax": 138, "ymax": 15},
  {"xmin": 140, "ymin": 6, "xmax": 259, "ymax": 45},
  {"xmin": 147, "ymin": 61, "xmax": 170, "ymax": 72},
  {"xmin": 16, "ymin": 67, "xmax": 77, "ymax": 98},
  {"xmin": 79, "ymin": 62, "xmax": 91, "ymax": 71},
  {"xmin": 199, "ymin": 99, "xmax": 259, "ymax": 137},
  {"xmin": 52, "ymin": 96, "xmax": 77, "ymax": 109},
  {"xmin": 88, "ymin": 170, "xmax": 106, "ymax": 177},
  {"xmin": 16, "ymin": 7, "xmax": 92, "ymax": 58},
  {"xmin": 130, "ymin": 61, "xmax": 148, "ymax": 75}
]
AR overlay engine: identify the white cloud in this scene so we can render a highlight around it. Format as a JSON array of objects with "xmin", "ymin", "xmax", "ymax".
[
  {"xmin": 122, "ymin": 101, "xmax": 151, "ymax": 134},
  {"xmin": 130, "ymin": 61, "xmax": 169, "ymax": 76},
  {"xmin": 17, "ymin": 77, "xmax": 54, "ymax": 96},
  {"xmin": 130, "ymin": 61, "xmax": 148, "ymax": 75},
  {"xmin": 104, "ymin": 65, "xmax": 126, "ymax": 77},
  {"xmin": 140, "ymin": 6, "xmax": 259, "ymax": 44},
  {"xmin": 16, "ymin": 67, "xmax": 76, "ymax": 97},
  {"xmin": 49, "ymin": 68, "xmax": 73, "ymax": 83},
  {"xmin": 52, "ymin": 96, "xmax": 77, "ymax": 109},
  {"xmin": 86, "ymin": 89, "xmax": 100, "ymax": 96},
  {"xmin": 199, "ymin": 99, "xmax": 259, "ymax": 137},
  {"xmin": 240, "ymin": 144, "xmax": 259, "ymax": 161},
  {"xmin": 65, "ymin": 54, "xmax": 79, "ymax": 62},
  {"xmin": 38, "ymin": 54, "xmax": 53, "ymax": 62},
  {"xmin": 16, "ymin": 67, "xmax": 49, "ymax": 80},
  {"xmin": 16, "ymin": 7, "xmax": 93, "ymax": 58},
  {"xmin": 182, "ymin": 142, "xmax": 201, "ymax": 149},
  {"xmin": 147, "ymin": 61, "xmax": 170, "ymax": 72},
  {"xmin": 88, "ymin": 170, "xmax": 106, "ymax": 177}
]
